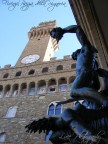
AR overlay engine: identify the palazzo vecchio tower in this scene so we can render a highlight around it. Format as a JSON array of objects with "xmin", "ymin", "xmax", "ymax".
[{"xmin": 0, "ymin": 21, "xmax": 76, "ymax": 144}]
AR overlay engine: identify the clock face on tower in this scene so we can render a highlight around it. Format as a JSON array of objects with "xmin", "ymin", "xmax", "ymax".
[{"xmin": 21, "ymin": 54, "xmax": 40, "ymax": 64}]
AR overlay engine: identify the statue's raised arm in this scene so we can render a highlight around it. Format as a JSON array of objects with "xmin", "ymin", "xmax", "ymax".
[{"xmin": 50, "ymin": 25, "xmax": 97, "ymax": 53}]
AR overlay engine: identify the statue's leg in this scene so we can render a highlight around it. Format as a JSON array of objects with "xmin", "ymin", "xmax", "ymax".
[
  {"xmin": 70, "ymin": 71, "xmax": 108, "ymax": 106},
  {"xmin": 91, "ymin": 71, "xmax": 100, "ymax": 91}
]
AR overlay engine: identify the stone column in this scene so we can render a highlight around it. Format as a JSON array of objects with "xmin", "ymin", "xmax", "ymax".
[
  {"xmin": 9, "ymin": 85, "xmax": 13, "ymax": 97},
  {"xmin": 35, "ymin": 82, "xmax": 38, "ymax": 95},
  {"xmin": 2, "ymin": 86, "xmax": 5, "ymax": 98},
  {"xmin": 46, "ymin": 80, "xmax": 48, "ymax": 94},
  {"xmin": 27, "ymin": 83, "xmax": 29, "ymax": 96}
]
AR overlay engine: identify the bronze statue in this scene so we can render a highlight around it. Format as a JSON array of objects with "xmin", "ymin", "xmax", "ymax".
[
  {"xmin": 50, "ymin": 25, "xmax": 107, "ymax": 106},
  {"xmin": 25, "ymin": 25, "xmax": 108, "ymax": 144}
]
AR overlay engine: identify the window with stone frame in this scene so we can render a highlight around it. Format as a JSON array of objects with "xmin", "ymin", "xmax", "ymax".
[
  {"xmin": 3, "ymin": 73, "xmax": 9, "ymax": 78},
  {"xmin": 48, "ymin": 102, "xmax": 62, "ymax": 116},
  {"xmin": 42, "ymin": 67, "xmax": 48, "ymax": 73},
  {"xmin": 46, "ymin": 102, "xmax": 62, "ymax": 141},
  {"xmin": 0, "ymin": 132, "xmax": 6, "ymax": 142},
  {"xmin": 48, "ymin": 104, "xmax": 54, "ymax": 116},
  {"xmin": 5, "ymin": 106, "xmax": 17, "ymax": 118},
  {"xmin": 71, "ymin": 63, "xmax": 76, "ymax": 69},
  {"xmin": 56, "ymin": 65, "xmax": 63, "ymax": 71},
  {"xmin": 15, "ymin": 71, "xmax": 21, "ymax": 77},
  {"xmin": 28, "ymin": 69, "xmax": 35, "ymax": 75}
]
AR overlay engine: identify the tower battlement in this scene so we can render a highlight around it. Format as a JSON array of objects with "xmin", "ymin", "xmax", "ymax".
[
  {"xmin": 28, "ymin": 20, "xmax": 56, "ymax": 40},
  {"xmin": 0, "ymin": 55, "xmax": 73, "ymax": 69}
]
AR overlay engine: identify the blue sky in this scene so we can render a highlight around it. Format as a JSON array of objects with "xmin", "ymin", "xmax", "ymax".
[{"xmin": 0, "ymin": 0, "xmax": 81, "ymax": 68}]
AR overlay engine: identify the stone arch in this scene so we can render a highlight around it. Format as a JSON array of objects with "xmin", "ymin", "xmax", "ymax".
[
  {"xmin": 15, "ymin": 71, "xmax": 21, "ymax": 77},
  {"xmin": 28, "ymin": 69, "xmax": 35, "ymax": 75},
  {"xmin": 4, "ymin": 84, "xmax": 11, "ymax": 97},
  {"xmin": 20, "ymin": 83, "xmax": 27, "ymax": 96},
  {"xmin": 56, "ymin": 65, "xmax": 63, "ymax": 71},
  {"xmin": 69, "ymin": 76, "xmax": 75, "ymax": 90},
  {"xmin": 48, "ymin": 78, "xmax": 56, "ymax": 93},
  {"xmin": 37, "ymin": 80, "xmax": 46, "ymax": 94},
  {"xmin": 12, "ymin": 84, "xmax": 19, "ymax": 97},
  {"xmin": 42, "ymin": 67, "xmax": 48, "ymax": 73},
  {"xmin": 58, "ymin": 77, "xmax": 67, "ymax": 92},
  {"xmin": 71, "ymin": 63, "xmax": 76, "ymax": 69},
  {"xmin": 3, "ymin": 73, "xmax": 9, "ymax": 78},
  {"xmin": 28, "ymin": 82, "xmax": 35, "ymax": 96},
  {"xmin": 69, "ymin": 76, "xmax": 75, "ymax": 84}
]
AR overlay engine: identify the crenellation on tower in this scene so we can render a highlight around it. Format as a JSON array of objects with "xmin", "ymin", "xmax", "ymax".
[
  {"xmin": 4, "ymin": 64, "xmax": 11, "ymax": 69},
  {"xmin": 63, "ymin": 55, "xmax": 71, "ymax": 60},
  {"xmin": 28, "ymin": 20, "xmax": 56, "ymax": 40}
]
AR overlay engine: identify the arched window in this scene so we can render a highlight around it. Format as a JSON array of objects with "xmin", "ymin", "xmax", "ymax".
[
  {"xmin": 3, "ymin": 73, "xmax": 9, "ymax": 78},
  {"xmin": 48, "ymin": 104, "xmax": 54, "ymax": 116},
  {"xmin": 42, "ymin": 67, "xmax": 48, "ymax": 73},
  {"xmin": 58, "ymin": 77, "xmax": 67, "ymax": 92},
  {"xmin": 12, "ymin": 84, "xmax": 19, "ymax": 97},
  {"xmin": 71, "ymin": 63, "xmax": 76, "ymax": 69},
  {"xmin": 46, "ymin": 102, "xmax": 62, "ymax": 141},
  {"xmin": 15, "ymin": 71, "xmax": 21, "ymax": 77},
  {"xmin": 48, "ymin": 102, "xmax": 62, "ymax": 116},
  {"xmin": 56, "ymin": 65, "xmax": 63, "ymax": 71},
  {"xmin": 4, "ymin": 85, "xmax": 11, "ymax": 97},
  {"xmin": 0, "ymin": 85, "xmax": 3, "ymax": 98},
  {"xmin": 5, "ymin": 106, "xmax": 17, "ymax": 118},
  {"xmin": 0, "ymin": 132, "xmax": 6, "ymax": 142},
  {"xmin": 45, "ymin": 130, "xmax": 53, "ymax": 141},
  {"xmin": 20, "ymin": 83, "xmax": 27, "ymax": 96},
  {"xmin": 55, "ymin": 104, "xmax": 62, "ymax": 115},
  {"xmin": 28, "ymin": 82, "xmax": 35, "ymax": 96},
  {"xmin": 37, "ymin": 80, "xmax": 46, "ymax": 94},
  {"xmin": 48, "ymin": 79, "xmax": 56, "ymax": 93},
  {"xmin": 28, "ymin": 69, "xmax": 35, "ymax": 75}
]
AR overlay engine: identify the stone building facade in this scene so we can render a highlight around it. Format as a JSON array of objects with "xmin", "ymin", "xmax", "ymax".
[{"xmin": 0, "ymin": 21, "xmax": 76, "ymax": 144}]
